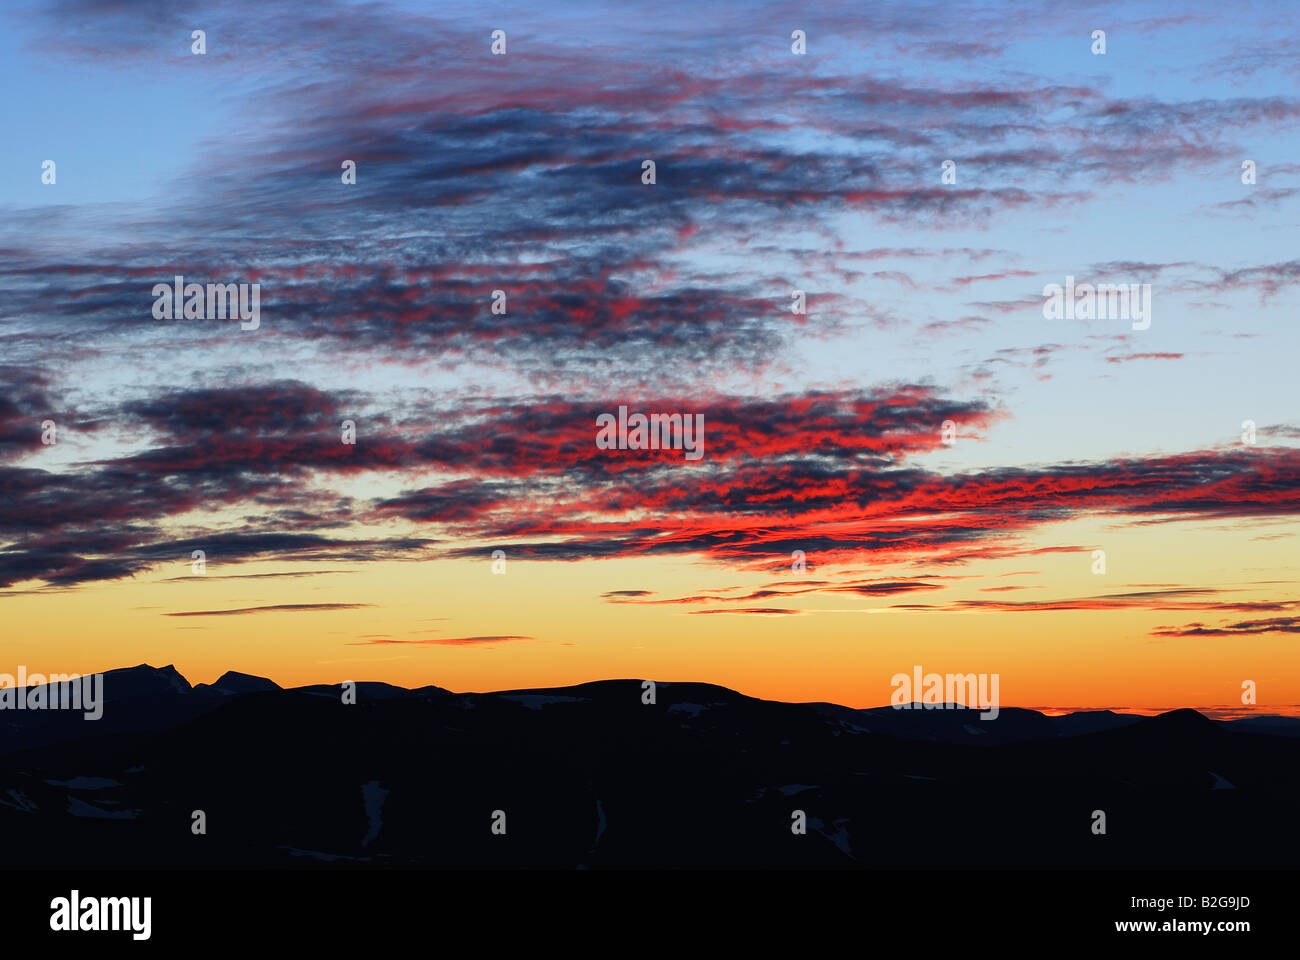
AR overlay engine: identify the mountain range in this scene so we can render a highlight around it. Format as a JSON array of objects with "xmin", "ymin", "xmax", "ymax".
[{"xmin": 1, "ymin": 664, "xmax": 1296, "ymax": 868}]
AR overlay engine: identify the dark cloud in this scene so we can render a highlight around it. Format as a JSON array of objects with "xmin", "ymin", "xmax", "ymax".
[
  {"xmin": 1151, "ymin": 616, "xmax": 1300, "ymax": 637},
  {"xmin": 164, "ymin": 603, "xmax": 374, "ymax": 616},
  {"xmin": 685, "ymin": 608, "xmax": 802, "ymax": 616}
]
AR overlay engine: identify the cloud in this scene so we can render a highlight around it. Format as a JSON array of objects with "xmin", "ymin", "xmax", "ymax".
[
  {"xmin": 160, "ymin": 570, "xmax": 354, "ymax": 582},
  {"xmin": 1, "ymin": 375, "xmax": 1296, "ymax": 590},
  {"xmin": 164, "ymin": 603, "xmax": 374, "ymax": 616},
  {"xmin": 1151, "ymin": 616, "xmax": 1300, "ymax": 637},
  {"xmin": 1104, "ymin": 352, "xmax": 1184, "ymax": 363},
  {"xmin": 351, "ymin": 635, "xmax": 534, "ymax": 645},
  {"xmin": 893, "ymin": 590, "xmax": 1300, "ymax": 616},
  {"xmin": 685, "ymin": 608, "xmax": 803, "ymax": 616}
]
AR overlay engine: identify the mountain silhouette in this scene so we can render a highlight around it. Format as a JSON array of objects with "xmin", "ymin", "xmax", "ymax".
[
  {"xmin": 0, "ymin": 667, "xmax": 1296, "ymax": 867},
  {"xmin": 197, "ymin": 671, "xmax": 282, "ymax": 695}
]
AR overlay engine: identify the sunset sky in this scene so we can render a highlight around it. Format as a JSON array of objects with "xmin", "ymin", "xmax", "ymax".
[{"xmin": 1, "ymin": 0, "xmax": 1297, "ymax": 717}]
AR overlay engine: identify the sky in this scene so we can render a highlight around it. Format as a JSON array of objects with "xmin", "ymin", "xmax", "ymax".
[{"xmin": 1, "ymin": 0, "xmax": 1297, "ymax": 717}]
